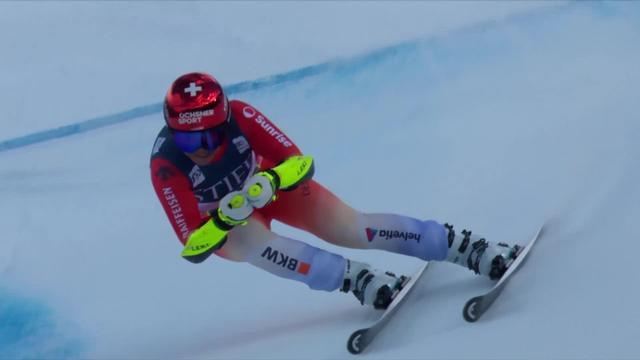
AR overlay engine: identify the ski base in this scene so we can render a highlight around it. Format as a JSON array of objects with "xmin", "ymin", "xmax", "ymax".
[
  {"xmin": 347, "ymin": 262, "xmax": 429, "ymax": 354},
  {"xmin": 463, "ymin": 225, "xmax": 545, "ymax": 322}
]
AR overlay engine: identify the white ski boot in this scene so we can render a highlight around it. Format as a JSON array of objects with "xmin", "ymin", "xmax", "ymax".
[
  {"xmin": 340, "ymin": 260, "xmax": 407, "ymax": 309},
  {"xmin": 444, "ymin": 223, "xmax": 521, "ymax": 280}
]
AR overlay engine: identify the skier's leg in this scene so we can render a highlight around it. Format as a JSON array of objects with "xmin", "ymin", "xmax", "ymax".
[
  {"xmin": 261, "ymin": 180, "xmax": 449, "ymax": 261},
  {"xmin": 214, "ymin": 212, "xmax": 346, "ymax": 292},
  {"xmin": 215, "ymin": 210, "xmax": 403, "ymax": 308},
  {"xmin": 263, "ymin": 180, "xmax": 519, "ymax": 279}
]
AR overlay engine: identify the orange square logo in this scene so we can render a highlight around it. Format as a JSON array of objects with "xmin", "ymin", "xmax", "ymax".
[{"xmin": 297, "ymin": 262, "xmax": 311, "ymax": 275}]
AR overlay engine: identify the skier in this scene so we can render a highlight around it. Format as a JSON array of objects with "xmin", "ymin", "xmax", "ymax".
[{"xmin": 150, "ymin": 72, "xmax": 520, "ymax": 309}]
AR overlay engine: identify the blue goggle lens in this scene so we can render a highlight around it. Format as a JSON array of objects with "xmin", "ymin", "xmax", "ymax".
[{"xmin": 171, "ymin": 126, "xmax": 226, "ymax": 153}]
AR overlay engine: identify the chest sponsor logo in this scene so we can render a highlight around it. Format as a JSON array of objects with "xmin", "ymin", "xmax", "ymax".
[
  {"xmin": 232, "ymin": 136, "xmax": 250, "ymax": 154},
  {"xmin": 152, "ymin": 137, "xmax": 166, "ymax": 155},
  {"xmin": 365, "ymin": 228, "xmax": 422, "ymax": 243},
  {"xmin": 189, "ymin": 165, "xmax": 206, "ymax": 187},
  {"xmin": 193, "ymin": 154, "xmax": 254, "ymax": 202},
  {"xmin": 261, "ymin": 246, "xmax": 311, "ymax": 275}
]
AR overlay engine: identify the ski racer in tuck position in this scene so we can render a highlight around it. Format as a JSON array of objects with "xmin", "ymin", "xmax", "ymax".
[{"xmin": 150, "ymin": 72, "xmax": 520, "ymax": 309}]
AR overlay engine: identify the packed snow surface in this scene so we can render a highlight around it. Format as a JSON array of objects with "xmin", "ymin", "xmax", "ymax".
[{"xmin": 1, "ymin": 2, "xmax": 639, "ymax": 358}]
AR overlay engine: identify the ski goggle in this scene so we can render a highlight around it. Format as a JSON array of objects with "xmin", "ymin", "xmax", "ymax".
[{"xmin": 170, "ymin": 126, "xmax": 226, "ymax": 153}]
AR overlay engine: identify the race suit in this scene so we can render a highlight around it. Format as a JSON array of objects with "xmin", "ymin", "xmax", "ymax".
[{"xmin": 150, "ymin": 100, "xmax": 448, "ymax": 291}]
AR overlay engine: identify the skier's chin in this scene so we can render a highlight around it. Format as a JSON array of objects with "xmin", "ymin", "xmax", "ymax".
[{"xmin": 186, "ymin": 149, "xmax": 217, "ymax": 165}]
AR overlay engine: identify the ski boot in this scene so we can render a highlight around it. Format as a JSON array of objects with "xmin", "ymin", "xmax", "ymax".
[
  {"xmin": 340, "ymin": 260, "xmax": 407, "ymax": 310},
  {"xmin": 444, "ymin": 223, "xmax": 521, "ymax": 280}
]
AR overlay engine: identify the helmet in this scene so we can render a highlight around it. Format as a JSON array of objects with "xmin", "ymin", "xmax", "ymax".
[{"xmin": 163, "ymin": 72, "xmax": 229, "ymax": 132}]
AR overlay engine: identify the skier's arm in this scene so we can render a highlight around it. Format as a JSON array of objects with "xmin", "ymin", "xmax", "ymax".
[
  {"xmin": 231, "ymin": 100, "xmax": 302, "ymax": 165},
  {"xmin": 150, "ymin": 158, "xmax": 205, "ymax": 245}
]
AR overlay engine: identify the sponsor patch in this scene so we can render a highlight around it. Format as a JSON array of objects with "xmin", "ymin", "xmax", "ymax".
[
  {"xmin": 162, "ymin": 187, "xmax": 189, "ymax": 240},
  {"xmin": 365, "ymin": 227, "xmax": 422, "ymax": 243},
  {"xmin": 189, "ymin": 165, "xmax": 205, "ymax": 187},
  {"xmin": 366, "ymin": 228, "xmax": 378, "ymax": 242},
  {"xmin": 261, "ymin": 246, "xmax": 311, "ymax": 275},
  {"xmin": 178, "ymin": 109, "xmax": 214, "ymax": 125},
  {"xmin": 254, "ymin": 115, "xmax": 293, "ymax": 148},
  {"xmin": 232, "ymin": 136, "xmax": 250, "ymax": 154}
]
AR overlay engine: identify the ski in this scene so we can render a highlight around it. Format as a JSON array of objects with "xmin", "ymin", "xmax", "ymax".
[
  {"xmin": 463, "ymin": 225, "xmax": 545, "ymax": 322},
  {"xmin": 347, "ymin": 262, "xmax": 430, "ymax": 355}
]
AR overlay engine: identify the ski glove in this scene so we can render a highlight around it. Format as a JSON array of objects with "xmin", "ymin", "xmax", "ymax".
[
  {"xmin": 181, "ymin": 215, "xmax": 231, "ymax": 264},
  {"xmin": 181, "ymin": 192, "xmax": 251, "ymax": 264},
  {"xmin": 243, "ymin": 154, "xmax": 315, "ymax": 209},
  {"xmin": 269, "ymin": 155, "xmax": 315, "ymax": 191},
  {"xmin": 218, "ymin": 190, "xmax": 254, "ymax": 225},
  {"xmin": 243, "ymin": 172, "xmax": 277, "ymax": 209}
]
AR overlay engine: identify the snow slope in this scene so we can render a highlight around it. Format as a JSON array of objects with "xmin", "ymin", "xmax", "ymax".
[{"xmin": 2, "ymin": 2, "xmax": 640, "ymax": 359}]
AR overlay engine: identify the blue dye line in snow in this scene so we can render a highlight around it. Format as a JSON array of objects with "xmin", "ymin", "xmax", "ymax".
[
  {"xmin": 0, "ymin": 1, "xmax": 609, "ymax": 154},
  {"xmin": 0, "ymin": 288, "xmax": 84, "ymax": 358},
  {"xmin": 0, "ymin": 43, "xmax": 408, "ymax": 153}
]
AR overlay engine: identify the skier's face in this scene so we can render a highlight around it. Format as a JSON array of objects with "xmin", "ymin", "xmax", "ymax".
[
  {"xmin": 171, "ymin": 124, "xmax": 227, "ymax": 164},
  {"xmin": 171, "ymin": 125, "xmax": 226, "ymax": 152},
  {"xmin": 185, "ymin": 146, "xmax": 222, "ymax": 165}
]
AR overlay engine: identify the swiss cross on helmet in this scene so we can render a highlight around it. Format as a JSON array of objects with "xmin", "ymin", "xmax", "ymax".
[{"xmin": 164, "ymin": 72, "xmax": 229, "ymax": 132}]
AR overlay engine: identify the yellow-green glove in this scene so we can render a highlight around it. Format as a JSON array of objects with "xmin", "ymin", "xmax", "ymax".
[
  {"xmin": 181, "ymin": 191, "xmax": 251, "ymax": 263},
  {"xmin": 266, "ymin": 155, "xmax": 315, "ymax": 191}
]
